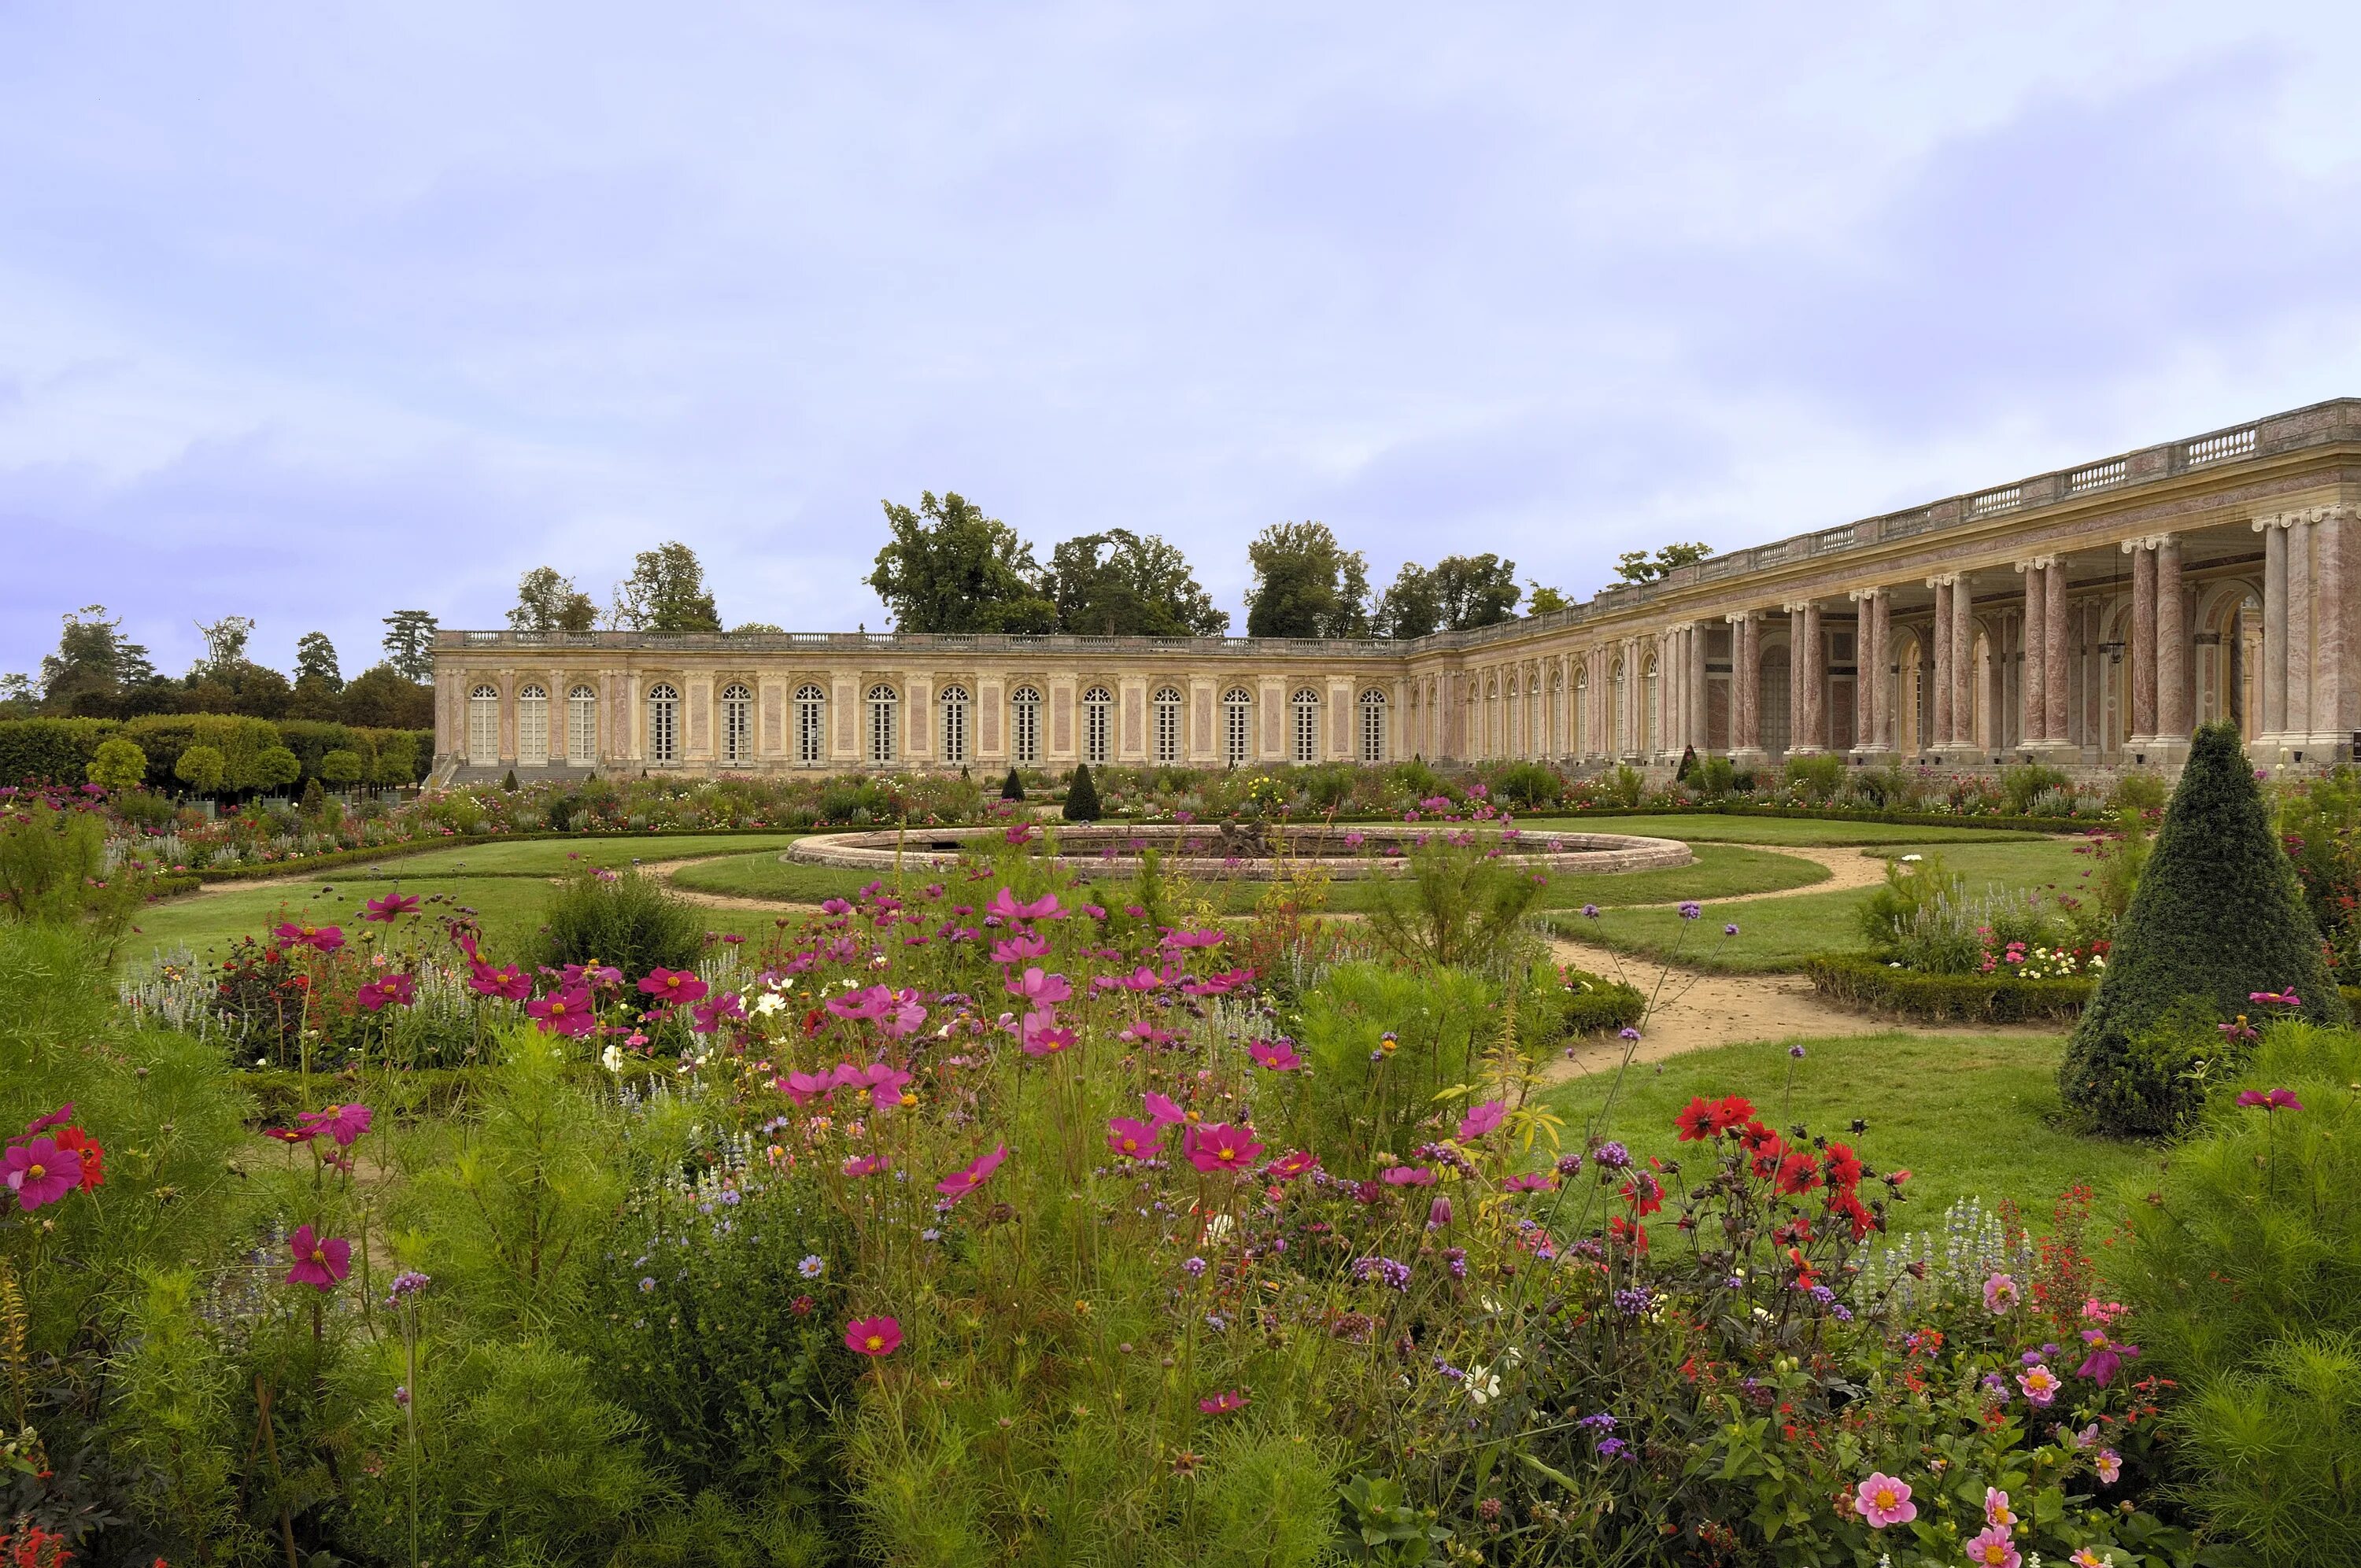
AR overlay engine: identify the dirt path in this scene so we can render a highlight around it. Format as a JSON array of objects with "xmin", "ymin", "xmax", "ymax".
[{"xmin": 1709, "ymin": 843, "xmax": 1889, "ymax": 902}]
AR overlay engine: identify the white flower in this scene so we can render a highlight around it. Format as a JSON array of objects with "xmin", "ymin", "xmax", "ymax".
[
  {"xmin": 1464, "ymin": 1365, "xmax": 1502, "ymax": 1405},
  {"xmin": 749, "ymin": 991, "xmax": 785, "ymax": 1017},
  {"xmin": 1899, "ymin": 854, "xmax": 1923, "ymax": 863},
  {"xmin": 1203, "ymin": 1214, "xmax": 1234, "ymax": 1245},
  {"xmin": 600, "ymin": 1042, "xmax": 624, "ymax": 1073}
]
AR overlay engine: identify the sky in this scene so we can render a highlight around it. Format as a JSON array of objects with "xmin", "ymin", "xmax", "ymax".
[{"xmin": 6, "ymin": 3, "xmax": 2361, "ymax": 680}]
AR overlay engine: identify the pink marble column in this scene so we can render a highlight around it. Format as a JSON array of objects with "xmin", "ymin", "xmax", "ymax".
[
  {"xmin": 2261, "ymin": 521, "xmax": 2288, "ymax": 740},
  {"xmin": 2287, "ymin": 518, "xmax": 2315, "ymax": 741},
  {"xmin": 2044, "ymin": 563, "xmax": 2071, "ymax": 746},
  {"xmin": 1873, "ymin": 590, "xmax": 1894, "ymax": 749},
  {"xmin": 2129, "ymin": 541, "xmax": 2157, "ymax": 743},
  {"xmin": 2315, "ymin": 512, "xmax": 2349, "ymax": 745},
  {"xmin": 2021, "ymin": 564, "xmax": 2047, "ymax": 743},
  {"xmin": 1950, "ymin": 578, "xmax": 1975, "ymax": 747},
  {"xmin": 1930, "ymin": 580, "xmax": 1953, "ymax": 751},
  {"xmin": 1800, "ymin": 603, "xmax": 1824, "ymax": 750},
  {"xmin": 2156, "ymin": 535, "xmax": 2186, "ymax": 743}
]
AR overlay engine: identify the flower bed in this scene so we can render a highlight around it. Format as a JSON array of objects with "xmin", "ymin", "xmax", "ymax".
[{"xmin": 1805, "ymin": 952, "xmax": 2099, "ymax": 1024}]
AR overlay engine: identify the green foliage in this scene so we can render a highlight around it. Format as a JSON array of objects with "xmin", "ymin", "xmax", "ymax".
[
  {"xmin": 1294, "ymin": 959, "xmax": 1498, "ymax": 1168},
  {"xmin": 2062, "ymin": 723, "xmax": 2347, "ymax": 1132},
  {"xmin": 502, "ymin": 767, "xmax": 520, "ymax": 792},
  {"xmin": 2279, "ymin": 766, "xmax": 2361, "ymax": 965},
  {"xmin": 1490, "ymin": 761, "xmax": 1561, "ymax": 810},
  {"xmin": 1780, "ymin": 752, "xmax": 1845, "ymax": 802},
  {"xmin": 1600, "ymin": 762, "xmax": 1646, "ymax": 808},
  {"xmin": 1694, "ymin": 754, "xmax": 1737, "ymax": 799},
  {"xmin": 508, "ymin": 564, "xmax": 601, "ymax": 633},
  {"xmin": 172, "ymin": 743, "xmax": 225, "ymax": 794},
  {"xmin": 2116, "ymin": 1023, "xmax": 2361, "ymax": 1563},
  {"xmin": 1803, "ymin": 953, "xmax": 2094, "ymax": 1024},
  {"xmin": 2109, "ymin": 769, "xmax": 2170, "ymax": 814},
  {"xmin": 1373, "ymin": 554, "xmax": 1520, "ymax": 638},
  {"xmin": 1857, "ymin": 854, "xmax": 1960, "ymax": 961},
  {"xmin": 369, "ymin": 729, "xmax": 421, "ymax": 788},
  {"xmin": 1340, "ymin": 1472, "xmax": 1453, "ymax": 1563},
  {"xmin": 253, "ymin": 743, "xmax": 301, "ymax": 791},
  {"xmin": 868, "ymin": 491, "xmax": 1059, "ymax": 633},
  {"xmin": 1062, "ymin": 762, "xmax": 1102, "ymax": 822},
  {"xmin": 1000, "ymin": 766, "xmax": 1025, "ymax": 801},
  {"xmin": 87, "ymin": 736, "xmax": 149, "ymax": 792},
  {"xmin": 1244, "ymin": 519, "xmax": 1371, "ymax": 639},
  {"xmin": 1557, "ymin": 965, "xmax": 1647, "ymax": 1035},
  {"xmin": 0, "ymin": 795, "xmax": 147, "ymax": 948},
  {"xmin": 532, "ymin": 866, "xmax": 706, "ymax": 979},
  {"xmin": 379, "ymin": 608, "xmax": 440, "ymax": 681},
  {"xmin": 1999, "ymin": 762, "xmax": 2071, "ymax": 814},
  {"xmin": 1611, "ymin": 540, "xmax": 1712, "ymax": 584},
  {"xmin": 317, "ymin": 747, "xmax": 363, "ymax": 788},
  {"xmin": 0, "ymin": 715, "xmax": 116, "ymax": 786},
  {"xmin": 611, "ymin": 540, "xmax": 722, "ymax": 633},
  {"xmin": 1365, "ymin": 832, "xmax": 1545, "ymax": 969},
  {"xmin": 1044, "ymin": 528, "xmax": 1229, "ymax": 636},
  {"xmin": 2086, "ymin": 805, "xmax": 2155, "ymax": 922}
]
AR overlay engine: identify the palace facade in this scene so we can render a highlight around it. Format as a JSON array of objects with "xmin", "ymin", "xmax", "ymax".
[{"xmin": 432, "ymin": 398, "xmax": 2361, "ymax": 780}]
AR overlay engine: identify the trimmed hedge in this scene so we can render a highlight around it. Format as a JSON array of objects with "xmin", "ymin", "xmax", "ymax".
[
  {"xmin": 2060, "ymin": 722, "xmax": 2350, "ymax": 1135},
  {"xmin": 0, "ymin": 715, "xmax": 432, "ymax": 792},
  {"xmin": 1803, "ymin": 954, "xmax": 2095, "ymax": 1024},
  {"xmin": 178, "ymin": 824, "xmax": 818, "ymax": 887},
  {"xmin": 1561, "ymin": 967, "xmax": 1647, "ymax": 1035}
]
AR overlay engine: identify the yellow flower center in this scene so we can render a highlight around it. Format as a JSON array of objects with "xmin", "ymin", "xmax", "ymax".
[
  {"xmin": 865, "ymin": 1334, "xmax": 885, "ymax": 1351},
  {"xmin": 26, "ymin": 1163, "xmax": 44, "ymax": 1181},
  {"xmin": 1874, "ymin": 1487, "xmax": 1897, "ymax": 1508},
  {"xmin": 1216, "ymin": 1149, "xmax": 1235, "ymax": 1162},
  {"xmin": 310, "ymin": 1248, "xmax": 326, "ymax": 1264}
]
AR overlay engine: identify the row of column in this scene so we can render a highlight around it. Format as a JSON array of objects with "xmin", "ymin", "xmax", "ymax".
[{"xmin": 2256, "ymin": 508, "xmax": 2355, "ymax": 755}]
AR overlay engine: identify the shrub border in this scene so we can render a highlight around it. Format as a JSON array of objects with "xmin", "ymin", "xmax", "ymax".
[
  {"xmin": 179, "ymin": 825, "xmax": 818, "ymax": 886},
  {"xmin": 1805, "ymin": 952, "xmax": 2361, "ymax": 1024}
]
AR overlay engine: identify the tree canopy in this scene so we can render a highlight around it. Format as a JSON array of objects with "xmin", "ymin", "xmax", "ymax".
[
  {"xmin": 1243, "ymin": 522, "xmax": 1370, "ymax": 639},
  {"xmin": 1613, "ymin": 541, "xmax": 1713, "ymax": 585},
  {"xmin": 867, "ymin": 492, "xmax": 1059, "ymax": 633},
  {"xmin": 381, "ymin": 611, "xmax": 439, "ymax": 681},
  {"xmin": 1045, "ymin": 529, "xmax": 1229, "ymax": 637},
  {"xmin": 509, "ymin": 566, "xmax": 600, "ymax": 633},
  {"xmin": 611, "ymin": 543, "xmax": 722, "ymax": 633},
  {"xmin": 35, "ymin": 606, "xmax": 160, "ymax": 715},
  {"xmin": 294, "ymin": 631, "xmax": 342, "ymax": 691},
  {"xmin": 1371, "ymin": 554, "xmax": 1520, "ymax": 638}
]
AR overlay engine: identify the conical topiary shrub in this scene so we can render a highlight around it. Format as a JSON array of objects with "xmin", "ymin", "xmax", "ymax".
[
  {"xmin": 1062, "ymin": 763, "xmax": 1101, "ymax": 823},
  {"xmin": 2060, "ymin": 721, "xmax": 2348, "ymax": 1134},
  {"xmin": 1001, "ymin": 766, "xmax": 1025, "ymax": 802}
]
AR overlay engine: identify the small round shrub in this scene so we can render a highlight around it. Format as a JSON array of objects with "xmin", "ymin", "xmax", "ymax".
[
  {"xmin": 318, "ymin": 747, "xmax": 364, "ymax": 788},
  {"xmin": 87, "ymin": 736, "xmax": 149, "ymax": 793},
  {"xmin": 172, "ymin": 743, "xmax": 225, "ymax": 795},
  {"xmin": 532, "ymin": 868, "xmax": 705, "ymax": 979}
]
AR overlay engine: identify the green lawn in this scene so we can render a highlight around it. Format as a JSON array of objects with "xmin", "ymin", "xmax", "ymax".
[
  {"xmin": 1539, "ymin": 1031, "xmax": 2154, "ymax": 1232},
  {"xmin": 1517, "ymin": 813, "xmax": 2054, "ymax": 847},
  {"xmin": 669, "ymin": 840, "xmax": 1830, "ymax": 913},
  {"xmin": 1554, "ymin": 836, "xmax": 2095, "ymax": 972},
  {"xmin": 337, "ymin": 832, "xmax": 810, "ymax": 878}
]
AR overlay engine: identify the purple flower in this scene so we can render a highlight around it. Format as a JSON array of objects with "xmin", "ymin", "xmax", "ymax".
[
  {"xmin": 1593, "ymin": 1142, "xmax": 1631, "ymax": 1171},
  {"xmin": 1677, "ymin": 902, "xmax": 1701, "ymax": 920},
  {"xmin": 1724, "ymin": 923, "xmax": 1740, "ymax": 936},
  {"xmin": 1613, "ymin": 1286, "xmax": 1653, "ymax": 1316}
]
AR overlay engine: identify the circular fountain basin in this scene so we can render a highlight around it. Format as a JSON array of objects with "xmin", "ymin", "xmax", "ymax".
[{"xmin": 785, "ymin": 823, "xmax": 1690, "ymax": 880}]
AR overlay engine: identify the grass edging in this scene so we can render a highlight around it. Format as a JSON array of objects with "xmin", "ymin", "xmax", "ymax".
[{"xmin": 1801, "ymin": 954, "xmax": 2093, "ymax": 1024}]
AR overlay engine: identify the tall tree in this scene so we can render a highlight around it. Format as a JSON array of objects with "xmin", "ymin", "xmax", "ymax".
[
  {"xmin": 294, "ymin": 631, "xmax": 342, "ymax": 691},
  {"xmin": 37, "ymin": 606, "xmax": 157, "ymax": 714},
  {"xmin": 1429, "ymin": 554, "xmax": 1520, "ymax": 629},
  {"xmin": 1243, "ymin": 522, "xmax": 1370, "ymax": 640},
  {"xmin": 866, "ymin": 492, "xmax": 1059, "ymax": 633},
  {"xmin": 1046, "ymin": 529, "xmax": 1229, "ymax": 637},
  {"xmin": 190, "ymin": 615, "xmax": 256, "ymax": 676},
  {"xmin": 1613, "ymin": 541, "xmax": 1713, "ymax": 585},
  {"xmin": 508, "ymin": 566, "xmax": 600, "ymax": 633},
  {"xmin": 341, "ymin": 665, "xmax": 435, "ymax": 729},
  {"xmin": 1527, "ymin": 582, "xmax": 1571, "ymax": 615},
  {"xmin": 1371, "ymin": 563, "xmax": 1441, "ymax": 640},
  {"xmin": 611, "ymin": 543, "xmax": 722, "ymax": 633},
  {"xmin": 382, "ymin": 611, "xmax": 440, "ymax": 681}
]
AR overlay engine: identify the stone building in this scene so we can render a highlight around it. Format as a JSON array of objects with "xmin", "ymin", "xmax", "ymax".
[{"xmin": 433, "ymin": 399, "xmax": 2361, "ymax": 780}]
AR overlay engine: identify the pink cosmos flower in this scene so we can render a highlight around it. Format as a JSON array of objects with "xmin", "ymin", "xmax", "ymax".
[
  {"xmin": 2076, "ymin": 1329, "xmax": 2138, "ymax": 1387},
  {"xmin": 2094, "ymin": 1448, "xmax": 2121, "ymax": 1485},
  {"xmin": 356, "ymin": 973, "xmax": 416, "ymax": 1012},
  {"xmin": 845, "ymin": 1315, "xmax": 903, "ymax": 1356},
  {"xmin": 297, "ymin": 1103, "xmax": 373, "ymax": 1147},
  {"xmin": 1263, "ymin": 1150, "xmax": 1317, "ymax": 1182},
  {"xmin": 272, "ymin": 921, "xmax": 345, "ymax": 954},
  {"xmin": 862, "ymin": 1063, "xmax": 914, "ymax": 1108},
  {"xmin": 2017, "ymin": 1363, "xmax": 2061, "ymax": 1406},
  {"xmin": 1184, "ymin": 1122, "xmax": 1265, "ymax": 1174},
  {"xmin": 1021, "ymin": 1016, "xmax": 1077, "ymax": 1057},
  {"xmin": 2248, "ymin": 989, "xmax": 2301, "ymax": 1008},
  {"xmin": 1121, "ymin": 1020, "xmax": 1181, "ymax": 1048},
  {"xmin": 362, "ymin": 892, "xmax": 419, "ymax": 922},
  {"xmin": 3, "ymin": 1138, "xmax": 81, "ymax": 1211},
  {"xmin": 1381, "ymin": 1165, "xmax": 1436, "ymax": 1187},
  {"xmin": 467, "ymin": 961, "xmax": 532, "ymax": 1000},
  {"xmin": 1853, "ymin": 1473, "xmax": 1916, "ymax": 1529},
  {"xmin": 1247, "ymin": 1039, "xmax": 1302, "ymax": 1072},
  {"xmin": 1143, "ymin": 1090, "xmax": 1187, "ymax": 1126},
  {"xmin": 843, "ymin": 1154, "xmax": 891, "ymax": 1177},
  {"xmin": 1005, "ymin": 968, "xmax": 1073, "ymax": 1009},
  {"xmin": 1165, "ymin": 928, "xmax": 1225, "ymax": 950},
  {"xmin": 564, "ymin": 962, "xmax": 624, "ymax": 990},
  {"xmin": 1107, "ymin": 1117, "xmax": 1163, "ymax": 1159},
  {"xmin": 986, "ymin": 887, "xmax": 1064, "ymax": 922},
  {"xmin": 1117, "ymin": 967, "xmax": 1164, "ymax": 992},
  {"xmin": 1982, "ymin": 1273, "xmax": 2019, "ymax": 1314},
  {"xmin": 991, "ymin": 931, "xmax": 1050, "ymax": 965},
  {"xmin": 1197, "ymin": 1390, "xmax": 1249, "ymax": 1415},
  {"xmin": 779, "ymin": 1069, "xmax": 832, "ymax": 1105},
  {"xmin": 826, "ymin": 985, "xmax": 892, "ymax": 1022},
  {"xmin": 691, "ymin": 992, "xmax": 748, "ymax": 1035},
  {"xmin": 1982, "ymin": 1487, "xmax": 2016, "ymax": 1529},
  {"xmin": 935, "ymin": 1144, "xmax": 1009, "ymax": 1203},
  {"xmin": 1502, "ymin": 1172, "xmax": 1556, "ymax": 1193},
  {"xmin": 526, "ymin": 986, "xmax": 597, "ymax": 1037},
  {"xmin": 286, "ymin": 1224, "xmax": 352, "ymax": 1292},
  {"xmin": 638, "ymin": 968, "xmax": 710, "ymax": 1008},
  {"xmin": 1457, "ymin": 1099, "xmax": 1506, "ymax": 1141},
  {"xmin": 24, "ymin": 1105, "xmax": 73, "ymax": 1137},
  {"xmin": 1964, "ymin": 1526, "xmax": 2021, "ymax": 1568},
  {"xmin": 2234, "ymin": 1087, "xmax": 2304, "ymax": 1112}
]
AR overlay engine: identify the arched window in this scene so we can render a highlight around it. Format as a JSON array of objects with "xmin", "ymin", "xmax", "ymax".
[
  {"xmin": 567, "ymin": 684, "xmax": 597, "ymax": 766},
  {"xmin": 866, "ymin": 684, "xmax": 898, "ymax": 766},
  {"xmin": 467, "ymin": 684, "xmax": 499, "ymax": 765},
  {"xmin": 939, "ymin": 684, "xmax": 970, "ymax": 766},
  {"xmin": 1358, "ymin": 688, "xmax": 1387, "ymax": 763},
  {"xmin": 1222, "ymin": 688, "xmax": 1253, "ymax": 767},
  {"xmin": 1641, "ymin": 658, "xmax": 1659, "ymax": 754},
  {"xmin": 793, "ymin": 683, "xmax": 826, "ymax": 766},
  {"xmin": 1609, "ymin": 659, "xmax": 1626, "ymax": 755},
  {"xmin": 517, "ymin": 684, "xmax": 549, "ymax": 766},
  {"xmin": 720, "ymin": 682, "xmax": 752, "ymax": 766},
  {"xmin": 1011, "ymin": 685, "xmax": 1042, "ymax": 767},
  {"xmin": 647, "ymin": 683, "xmax": 680, "ymax": 765},
  {"xmin": 1527, "ymin": 673, "xmax": 1542, "ymax": 759},
  {"xmin": 1081, "ymin": 685, "xmax": 1113, "ymax": 766},
  {"xmin": 1291, "ymin": 688, "xmax": 1320, "ymax": 765},
  {"xmin": 1152, "ymin": 686, "xmax": 1182, "ymax": 766},
  {"xmin": 1574, "ymin": 666, "xmax": 1588, "ymax": 755}
]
